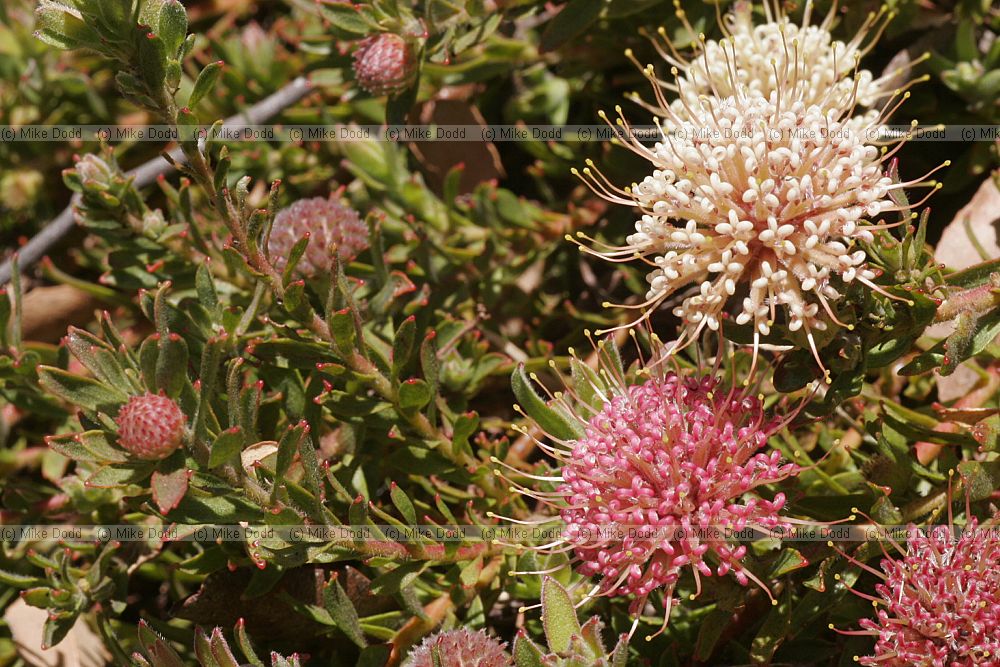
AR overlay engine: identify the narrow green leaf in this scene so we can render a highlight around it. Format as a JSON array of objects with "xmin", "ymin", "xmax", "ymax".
[
  {"xmin": 318, "ymin": 3, "xmax": 378, "ymax": 37},
  {"xmin": 46, "ymin": 431, "xmax": 129, "ymax": 464},
  {"xmin": 323, "ymin": 572, "xmax": 367, "ymax": 648},
  {"xmin": 511, "ymin": 365, "xmax": 584, "ymax": 441},
  {"xmin": 391, "ymin": 315, "xmax": 417, "ymax": 379},
  {"xmin": 209, "ymin": 427, "xmax": 244, "ymax": 467},
  {"xmin": 420, "ymin": 331, "xmax": 440, "ymax": 422},
  {"xmin": 541, "ymin": 577, "xmax": 581, "ymax": 654},
  {"xmin": 194, "ymin": 628, "xmax": 220, "ymax": 667},
  {"xmin": 208, "ymin": 627, "xmax": 242, "ymax": 667},
  {"xmin": 196, "ymin": 262, "xmax": 220, "ymax": 315},
  {"xmin": 189, "ymin": 60, "xmax": 224, "ymax": 108},
  {"xmin": 0, "ymin": 569, "xmax": 45, "ymax": 588},
  {"xmin": 156, "ymin": 333, "xmax": 189, "ymax": 398},
  {"xmin": 389, "ymin": 482, "xmax": 416, "ymax": 525},
  {"xmin": 139, "ymin": 335, "xmax": 159, "ymax": 391},
  {"xmin": 43, "ymin": 612, "xmax": 78, "ymax": 650},
  {"xmin": 85, "ymin": 464, "xmax": 155, "ymax": 489},
  {"xmin": 281, "ymin": 233, "xmax": 311, "ymax": 286},
  {"xmin": 513, "ymin": 631, "xmax": 545, "ymax": 667},
  {"xmin": 38, "ymin": 366, "xmax": 128, "ymax": 412},
  {"xmin": 234, "ymin": 619, "xmax": 265, "ymax": 667}
]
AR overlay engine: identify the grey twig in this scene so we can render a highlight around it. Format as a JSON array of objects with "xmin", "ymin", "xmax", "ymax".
[{"xmin": 0, "ymin": 76, "xmax": 314, "ymax": 286}]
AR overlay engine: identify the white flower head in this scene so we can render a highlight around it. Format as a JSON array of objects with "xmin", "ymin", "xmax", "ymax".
[
  {"xmin": 628, "ymin": 0, "xmax": 929, "ymax": 133},
  {"xmin": 574, "ymin": 90, "xmax": 946, "ymax": 379}
]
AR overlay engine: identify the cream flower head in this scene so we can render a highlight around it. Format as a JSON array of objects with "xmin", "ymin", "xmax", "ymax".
[
  {"xmin": 628, "ymin": 0, "xmax": 928, "ymax": 133},
  {"xmin": 573, "ymin": 89, "xmax": 945, "ymax": 378}
]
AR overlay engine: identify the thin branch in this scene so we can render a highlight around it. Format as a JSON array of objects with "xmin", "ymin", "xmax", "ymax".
[{"xmin": 0, "ymin": 76, "xmax": 314, "ymax": 286}]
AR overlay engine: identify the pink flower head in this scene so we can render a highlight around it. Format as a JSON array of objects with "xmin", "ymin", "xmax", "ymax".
[
  {"xmin": 403, "ymin": 628, "xmax": 512, "ymax": 667},
  {"xmin": 352, "ymin": 33, "xmax": 417, "ymax": 97},
  {"xmin": 857, "ymin": 519, "xmax": 1000, "ymax": 666},
  {"xmin": 499, "ymin": 344, "xmax": 800, "ymax": 631},
  {"xmin": 266, "ymin": 196, "xmax": 368, "ymax": 278},
  {"xmin": 116, "ymin": 393, "xmax": 186, "ymax": 461}
]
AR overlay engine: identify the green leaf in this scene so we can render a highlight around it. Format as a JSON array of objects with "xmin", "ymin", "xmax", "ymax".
[
  {"xmin": 280, "ymin": 233, "xmax": 311, "ymax": 286},
  {"xmin": 768, "ymin": 548, "xmax": 810, "ymax": 578},
  {"xmin": 156, "ymin": 333, "xmax": 189, "ymax": 398},
  {"xmin": 540, "ymin": 577, "xmax": 581, "ymax": 654},
  {"xmin": 318, "ymin": 3, "xmax": 378, "ymax": 38},
  {"xmin": 157, "ymin": 0, "xmax": 188, "ymax": 55},
  {"xmin": 137, "ymin": 620, "xmax": 186, "ymax": 667},
  {"xmin": 151, "ymin": 466, "xmax": 190, "ymax": 514},
  {"xmin": 323, "ymin": 572, "xmax": 367, "ymax": 648},
  {"xmin": 138, "ymin": 31, "xmax": 168, "ymax": 90},
  {"xmin": 234, "ymin": 620, "xmax": 265, "ymax": 667},
  {"xmin": 398, "ymin": 378, "xmax": 432, "ymax": 410},
  {"xmin": 749, "ymin": 586, "xmax": 793, "ymax": 664},
  {"xmin": 275, "ymin": 420, "xmax": 308, "ymax": 481},
  {"xmin": 209, "ymin": 427, "xmax": 244, "ymax": 467},
  {"xmin": 188, "ymin": 60, "xmax": 224, "ymax": 109},
  {"xmin": 511, "ymin": 365, "xmax": 584, "ymax": 441},
  {"xmin": 43, "ymin": 611, "xmax": 78, "ymax": 649},
  {"xmin": 139, "ymin": 336, "xmax": 159, "ymax": 390},
  {"xmin": 945, "ymin": 258, "xmax": 1000, "ymax": 288},
  {"xmin": 391, "ymin": 315, "xmax": 417, "ymax": 379},
  {"xmin": 540, "ymin": 0, "xmax": 605, "ymax": 52},
  {"xmin": 609, "ymin": 634, "xmax": 629, "ymax": 667},
  {"xmin": 46, "ymin": 431, "xmax": 129, "ymax": 464},
  {"xmin": 420, "ymin": 331, "xmax": 440, "ymax": 423},
  {"xmin": 0, "ymin": 286, "xmax": 11, "ymax": 349},
  {"xmin": 944, "ymin": 307, "xmax": 1000, "ymax": 374},
  {"xmin": 330, "ymin": 309, "xmax": 358, "ymax": 357},
  {"xmin": 65, "ymin": 327, "xmax": 117, "ymax": 376},
  {"xmin": 369, "ymin": 562, "xmax": 427, "ymax": 596},
  {"xmin": 389, "ymin": 482, "xmax": 417, "ymax": 525},
  {"xmin": 570, "ymin": 356, "xmax": 604, "ymax": 412},
  {"xmin": 0, "ymin": 569, "xmax": 45, "ymax": 588},
  {"xmin": 196, "ymin": 262, "xmax": 220, "ymax": 315},
  {"xmin": 38, "ymin": 366, "xmax": 128, "ymax": 412},
  {"xmin": 513, "ymin": 631, "xmax": 545, "ymax": 667},
  {"xmin": 85, "ymin": 464, "xmax": 155, "ymax": 489},
  {"xmin": 193, "ymin": 628, "xmax": 218, "ymax": 667},
  {"xmin": 450, "ymin": 411, "xmax": 479, "ymax": 457},
  {"xmin": 957, "ymin": 461, "xmax": 1000, "ymax": 501},
  {"xmin": 34, "ymin": 5, "xmax": 99, "ymax": 49}
]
